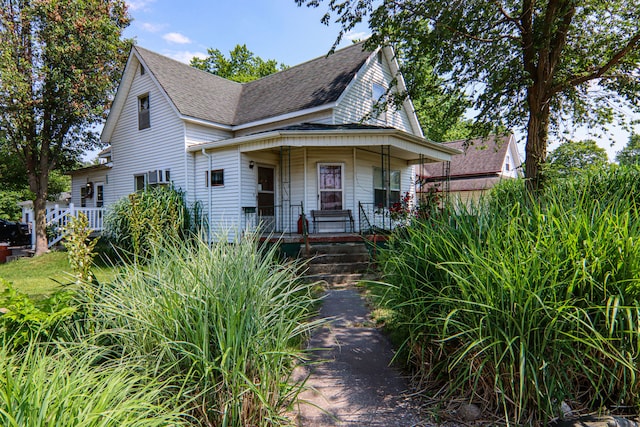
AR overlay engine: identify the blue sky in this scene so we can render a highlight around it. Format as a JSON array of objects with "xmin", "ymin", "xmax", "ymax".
[
  {"xmin": 121, "ymin": 0, "xmax": 637, "ymax": 160},
  {"xmin": 124, "ymin": 0, "xmax": 367, "ymax": 66}
]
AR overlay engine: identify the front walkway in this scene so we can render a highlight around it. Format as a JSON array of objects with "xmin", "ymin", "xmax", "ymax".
[{"xmin": 292, "ymin": 286, "xmax": 428, "ymax": 426}]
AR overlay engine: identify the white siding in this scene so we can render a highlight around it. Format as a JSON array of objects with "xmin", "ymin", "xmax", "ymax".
[
  {"xmin": 107, "ymin": 69, "xmax": 186, "ymax": 207},
  {"xmin": 194, "ymin": 148, "xmax": 242, "ymax": 240},
  {"xmin": 334, "ymin": 53, "xmax": 415, "ymax": 134},
  {"xmin": 71, "ymin": 169, "xmax": 110, "ymax": 207},
  {"xmin": 185, "ymin": 123, "xmax": 232, "ymax": 145}
]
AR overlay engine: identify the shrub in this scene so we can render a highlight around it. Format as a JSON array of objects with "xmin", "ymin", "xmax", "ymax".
[
  {"xmin": 103, "ymin": 186, "xmax": 202, "ymax": 261},
  {"xmin": 93, "ymin": 233, "xmax": 319, "ymax": 426},
  {"xmin": 375, "ymin": 166, "xmax": 640, "ymax": 424},
  {"xmin": 0, "ymin": 280, "xmax": 77, "ymax": 350}
]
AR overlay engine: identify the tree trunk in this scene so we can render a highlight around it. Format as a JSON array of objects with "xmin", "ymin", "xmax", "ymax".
[
  {"xmin": 33, "ymin": 193, "xmax": 49, "ymax": 255},
  {"xmin": 28, "ymin": 165, "xmax": 50, "ymax": 256},
  {"xmin": 525, "ymin": 86, "xmax": 551, "ymax": 192}
]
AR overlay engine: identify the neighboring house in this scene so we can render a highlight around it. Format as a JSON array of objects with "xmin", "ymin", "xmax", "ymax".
[
  {"xmin": 418, "ymin": 134, "xmax": 523, "ymax": 207},
  {"xmin": 70, "ymin": 42, "xmax": 460, "ymax": 239}
]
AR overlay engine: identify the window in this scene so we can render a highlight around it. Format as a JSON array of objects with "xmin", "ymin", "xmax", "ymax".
[
  {"xmin": 206, "ymin": 169, "xmax": 224, "ymax": 187},
  {"xmin": 138, "ymin": 94, "xmax": 150, "ymax": 130},
  {"xmin": 371, "ymin": 83, "xmax": 387, "ymax": 123},
  {"xmin": 373, "ymin": 167, "xmax": 400, "ymax": 207},
  {"xmin": 140, "ymin": 64, "xmax": 145, "ymax": 75},
  {"xmin": 376, "ymin": 50, "xmax": 383, "ymax": 65},
  {"xmin": 505, "ymin": 155, "xmax": 511, "ymax": 171},
  {"xmin": 134, "ymin": 174, "xmax": 146, "ymax": 191}
]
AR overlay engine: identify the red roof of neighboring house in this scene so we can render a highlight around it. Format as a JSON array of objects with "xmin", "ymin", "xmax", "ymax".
[{"xmin": 420, "ymin": 134, "xmax": 515, "ymax": 179}]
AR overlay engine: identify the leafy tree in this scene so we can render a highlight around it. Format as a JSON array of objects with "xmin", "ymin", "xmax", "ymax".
[
  {"xmin": 0, "ymin": 0, "xmax": 130, "ymax": 255},
  {"xmin": 191, "ymin": 44, "xmax": 287, "ymax": 83},
  {"xmin": 616, "ymin": 134, "xmax": 640, "ymax": 166},
  {"xmin": 545, "ymin": 139, "xmax": 608, "ymax": 178},
  {"xmin": 394, "ymin": 46, "xmax": 472, "ymax": 141},
  {"xmin": 297, "ymin": 0, "xmax": 640, "ymax": 190}
]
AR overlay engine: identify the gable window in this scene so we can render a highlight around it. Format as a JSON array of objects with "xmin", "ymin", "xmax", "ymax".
[
  {"xmin": 138, "ymin": 94, "xmax": 150, "ymax": 130},
  {"xmin": 505, "ymin": 155, "xmax": 511, "ymax": 171},
  {"xmin": 205, "ymin": 169, "xmax": 224, "ymax": 187},
  {"xmin": 140, "ymin": 64, "xmax": 145, "ymax": 75},
  {"xmin": 373, "ymin": 167, "xmax": 400, "ymax": 207},
  {"xmin": 371, "ymin": 83, "xmax": 387, "ymax": 123}
]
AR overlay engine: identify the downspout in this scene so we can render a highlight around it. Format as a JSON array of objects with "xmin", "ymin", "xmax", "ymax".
[{"xmin": 202, "ymin": 148, "xmax": 212, "ymax": 244}]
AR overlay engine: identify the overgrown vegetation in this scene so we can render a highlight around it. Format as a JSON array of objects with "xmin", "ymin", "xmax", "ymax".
[
  {"xmin": 93, "ymin": 235, "xmax": 318, "ymax": 425},
  {"xmin": 104, "ymin": 186, "xmax": 203, "ymax": 261},
  {"xmin": 1, "ymin": 202, "xmax": 317, "ymax": 426},
  {"xmin": 374, "ymin": 165, "xmax": 640, "ymax": 425}
]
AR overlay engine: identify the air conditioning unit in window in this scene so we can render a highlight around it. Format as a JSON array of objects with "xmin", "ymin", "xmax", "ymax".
[{"xmin": 148, "ymin": 170, "xmax": 171, "ymax": 185}]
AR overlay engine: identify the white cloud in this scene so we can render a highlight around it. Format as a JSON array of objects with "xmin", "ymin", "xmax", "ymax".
[
  {"xmin": 344, "ymin": 30, "xmax": 371, "ymax": 42},
  {"xmin": 163, "ymin": 32, "xmax": 192, "ymax": 45},
  {"xmin": 126, "ymin": 0, "xmax": 155, "ymax": 12},
  {"xmin": 167, "ymin": 50, "xmax": 207, "ymax": 64},
  {"xmin": 140, "ymin": 22, "xmax": 166, "ymax": 33}
]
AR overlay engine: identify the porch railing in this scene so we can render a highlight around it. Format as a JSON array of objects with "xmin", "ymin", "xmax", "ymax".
[
  {"xmin": 357, "ymin": 202, "xmax": 402, "ymax": 234},
  {"xmin": 22, "ymin": 203, "xmax": 106, "ymax": 248},
  {"xmin": 241, "ymin": 203, "xmax": 304, "ymax": 235}
]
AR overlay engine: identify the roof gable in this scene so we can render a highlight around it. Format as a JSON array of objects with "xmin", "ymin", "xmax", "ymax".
[
  {"xmin": 421, "ymin": 134, "xmax": 516, "ymax": 178},
  {"xmin": 134, "ymin": 46, "xmax": 243, "ymax": 125}
]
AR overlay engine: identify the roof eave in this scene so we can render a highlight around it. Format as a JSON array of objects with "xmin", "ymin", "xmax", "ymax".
[
  {"xmin": 231, "ymin": 103, "xmax": 337, "ymax": 131},
  {"xmin": 188, "ymin": 128, "xmax": 462, "ymax": 156}
]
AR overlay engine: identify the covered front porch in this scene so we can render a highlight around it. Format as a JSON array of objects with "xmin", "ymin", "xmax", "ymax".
[{"xmin": 190, "ymin": 125, "xmax": 459, "ymax": 241}]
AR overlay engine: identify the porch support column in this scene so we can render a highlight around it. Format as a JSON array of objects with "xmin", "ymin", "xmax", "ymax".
[
  {"xmin": 352, "ymin": 147, "xmax": 357, "ymax": 232},
  {"xmin": 303, "ymin": 148, "xmax": 308, "ymax": 212}
]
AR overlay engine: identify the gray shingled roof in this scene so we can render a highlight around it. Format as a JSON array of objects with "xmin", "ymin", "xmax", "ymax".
[
  {"xmin": 134, "ymin": 42, "xmax": 372, "ymax": 127},
  {"xmin": 420, "ymin": 134, "xmax": 512, "ymax": 179},
  {"xmin": 135, "ymin": 46, "xmax": 243, "ymax": 125},
  {"xmin": 236, "ymin": 42, "xmax": 372, "ymax": 124}
]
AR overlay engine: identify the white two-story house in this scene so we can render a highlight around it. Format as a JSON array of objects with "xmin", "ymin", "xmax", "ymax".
[{"xmin": 70, "ymin": 41, "xmax": 459, "ymax": 239}]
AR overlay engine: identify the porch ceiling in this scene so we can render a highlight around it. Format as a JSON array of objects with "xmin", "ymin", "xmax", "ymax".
[{"xmin": 189, "ymin": 128, "xmax": 461, "ymax": 164}]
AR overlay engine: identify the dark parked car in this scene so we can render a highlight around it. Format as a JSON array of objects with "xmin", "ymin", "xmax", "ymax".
[{"xmin": 0, "ymin": 218, "xmax": 31, "ymax": 246}]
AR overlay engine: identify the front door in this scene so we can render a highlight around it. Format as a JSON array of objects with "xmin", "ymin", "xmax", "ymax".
[
  {"xmin": 318, "ymin": 163, "xmax": 343, "ymax": 210},
  {"xmin": 94, "ymin": 183, "xmax": 104, "ymax": 208},
  {"xmin": 257, "ymin": 166, "xmax": 275, "ymax": 231}
]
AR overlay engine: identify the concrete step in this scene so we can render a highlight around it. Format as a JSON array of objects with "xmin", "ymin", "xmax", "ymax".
[
  {"xmin": 305, "ymin": 242, "xmax": 369, "ymax": 256},
  {"xmin": 305, "ymin": 272, "xmax": 366, "ymax": 286},
  {"xmin": 307, "ymin": 252, "xmax": 370, "ymax": 264},
  {"xmin": 305, "ymin": 261, "xmax": 370, "ymax": 275}
]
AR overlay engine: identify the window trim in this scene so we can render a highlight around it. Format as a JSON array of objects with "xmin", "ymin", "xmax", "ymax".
[
  {"xmin": 206, "ymin": 169, "xmax": 225, "ymax": 187},
  {"xmin": 134, "ymin": 173, "xmax": 146, "ymax": 192},
  {"xmin": 138, "ymin": 94, "xmax": 150, "ymax": 130},
  {"xmin": 371, "ymin": 83, "xmax": 387, "ymax": 123},
  {"xmin": 373, "ymin": 167, "xmax": 401, "ymax": 208}
]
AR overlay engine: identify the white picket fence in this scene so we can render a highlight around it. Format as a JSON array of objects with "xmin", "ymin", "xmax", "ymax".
[{"xmin": 22, "ymin": 203, "xmax": 106, "ymax": 248}]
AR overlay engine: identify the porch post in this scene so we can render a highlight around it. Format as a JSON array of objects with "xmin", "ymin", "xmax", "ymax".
[
  {"xmin": 303, "ymin": 147, "xmax": 308, "ymax": 217},
  {"xmin": 352, "ymin": 147, "xmax": 357, "ymax": 232}
]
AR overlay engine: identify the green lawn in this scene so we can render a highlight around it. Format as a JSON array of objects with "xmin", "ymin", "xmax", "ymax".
[{"xmin": 0, "ymin": 251, "xmax": 118, "ymax": 297}]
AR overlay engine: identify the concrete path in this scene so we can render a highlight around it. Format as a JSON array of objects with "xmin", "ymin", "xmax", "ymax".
[{"xmin": 293, "ymin": 287, "xmax": 429, "ymax": 427}]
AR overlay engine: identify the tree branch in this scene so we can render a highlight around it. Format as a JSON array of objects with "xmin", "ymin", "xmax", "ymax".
[
  {"xmin": 550, "ymin": 30, "xmax": 640, "ymax": 95},
  {"xmin": 520, "ymin": 0, "xmax": 536, "ymax": 78}
]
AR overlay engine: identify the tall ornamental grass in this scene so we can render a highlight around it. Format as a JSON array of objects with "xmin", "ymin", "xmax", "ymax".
[
  {"xmin": 93, "ymin": 234, "xmax": 319, "ymax": 426},
  {"xmin": 104, "ymin": 186, "xmax": 203, "ymax": 261},
  {"xmin": 377, "ymin": 166, "xmax": 640, "ymax": 425},
  {"xmin": 0, "ymin": 343, "xmax": 190, "ymax": 427}
]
